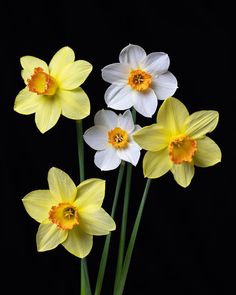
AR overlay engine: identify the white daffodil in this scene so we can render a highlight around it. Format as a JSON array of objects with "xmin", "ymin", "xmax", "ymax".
[
  {"xmin": 101, "ymin": 44, "xmax": 178, "ymax": 118},
  {"xmin": 83, "ymin": 109, "xmax": 141, "ymax": 171}
]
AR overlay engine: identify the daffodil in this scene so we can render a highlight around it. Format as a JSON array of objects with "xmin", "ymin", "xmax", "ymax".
[
  {"xmin": 83, "ymin": 109, "xmax": 141, "ymax": 171},
  {"xmin": 22, "ymin": 167, "xmax": 116, "ymax": 258},
  {"xmin": 133, "ymin": 97, "xmax": 221, "ymax": 187},
  {"xmin": 101, "ymin": 44, "xmax": 178, "ymax": 118},
  {"xmin": 14, "ymin": 46, "xmax": 92, "ymax": 133}
]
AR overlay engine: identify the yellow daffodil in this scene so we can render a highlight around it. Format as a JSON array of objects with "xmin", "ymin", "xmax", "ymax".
[
  {"xmin": 14, "ymin": 46, "xmax": 92, "ymax": 133},
  {"xmin": 22, "ymin": 167, "xmax": 116, "ymax": 258},
  {"xmin": 133, "ymin": 97, "xmax": 221, "ymax": 187}
]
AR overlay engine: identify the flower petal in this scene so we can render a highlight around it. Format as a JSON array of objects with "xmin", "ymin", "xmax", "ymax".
[
  {"xmin": 141, "ymin": 52, "xmax": 170, "ymax": 75},
  {"xmin": 83, "ymin": 126, "xmax": 108, "ymax": 150},
  {"xmin": 104, "ymin": 84, "xmax": 134, "ymax": 110},
  {"xmin": 36, "ymin": 222, "xmax": 68, "ymax": 252},
  {"xmin": 58, "ymin": 60, "xmax": 92, "ymax": 90},
  {"xmin": 133, "ymin": 124, "xmax": 169, "ymax": 151},
  {"xmin": 185, "ymin": 111, "xmax": 219, "ymax": 139},
  {"xmin": 22, "ymin": 190, "xmax": 56, "ymax": 223},
  {"xmin": 20, "ymin": 56, "xmax": 49, "ymax": 73},
  {"xmin": 171, "ymin": 163, "xmax": 195, "ymax": 188},
  {"xmin": 143, "ymin": 149, "xmax": 172, "ymax": 178},
  {"xmin": 62, "ymin": 227, "xmax": 92, "ymax": 258},
  {"xmin": 48, "ymin": 167, "xmax": 77, "ymax": 203},
  {"xmin": 157, "ymin": 97, "xmax": 189, "ymax": 135},
  {"xmin": 75, "ymin": 178, "xmax": 105, "ymax": 208},
  {"xmin": 49, "ymin": 46, "xmax": 75, "ymax": 78},
  {"xmin": 56, "ymin": 88, "xmax": 90, "ymax": 120},
  {"xmin": 101, "ymin": 63, "xmax": 130, "ymax": 84},
  {"xmin": 194, "ymin": 136, "xmax": 222, "ymax": 167},
  {"xmin": 35, "ymin": 95, "xmax": 61, "ymax": 133},
  {"xmin": 94, "ymin": 109, "xmax": 117, "ymax": 129},
  {"xmin": 95, "ymin": 148, "xmax": 121, "ymax": 171},
  {"xmin": 117, "ymin": 143, "xmax": 141, "ymax": 166},
  {"xmin": 119, "ymin": 44, "xmax": 146, "ymax": 68},
  {"xmin": 152, "ymin": 72, "xmax": 178, "ymax": 100},
  {"xmin": 78, "ymin": 207, "xmax": 116, "ymax": 236},
  {"xmin": 14, "ymin": 88, "xmax": 40, "ymax": 115},
  {"xmin": 117, "ymin": 110, "xmax": 134, "ymax": 133},
  {"xmin": 133, "ymin": 89, "xmax": 157, "ymax": 117}
]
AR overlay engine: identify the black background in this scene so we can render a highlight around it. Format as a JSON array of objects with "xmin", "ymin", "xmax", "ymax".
[{"xmin": 1, "ymin": 1, "xmax": 234, "ymax": 294}]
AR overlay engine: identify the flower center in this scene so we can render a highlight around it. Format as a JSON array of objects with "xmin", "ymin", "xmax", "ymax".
[
  {"xmin": 128, "ymin": 69, "xmax": 152, "ymax": 92},
  {"xmin": 168, "ymin": 134, "xmax": 197, "ymax": 164},
  {"xmin": 27, "ymin": 67, "xmax": 58, "ymax": 95},
  {"xmin": 48, "ymin": 202, "xmax": 79, "ymax": 230},
  {"xmin": 108, "ymin": 127, "xmax": 129, "ymax": 149}
]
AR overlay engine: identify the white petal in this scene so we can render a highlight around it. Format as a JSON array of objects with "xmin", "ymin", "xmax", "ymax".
[
  {"xmin": 133, "ymin": 89, "xmax": 157, "ymax": 117},
  {"xmin": 104, "ymin": 84, "xmax": 134, "ymax": 110},
  {"xmin": 101, "ymin": 63, "xmax": 130, "ymax": 84},
  {"xmin": 95, "ymin": 148, "xmax": 121, "ymax": 171},
  {"xmin": 152, "ymin": 72, "xmax": 178, "ymax": 100},
  {"xmin": 83, "ymin": 126, "xmax": 108, "ymax": 150},
  {"xmin": 141, "ymin": 52, "xmax": 170, "ymax": 75},
  {"xmin": 117, "ymin": 144, "xmax": 141, "ymax": 166},
  {"xmin": 117, "ymin": 110, "xmax": 134, "ymax": 133},
  {"xmin": 119, "ymin": 44, "xmax": 146, "ymax": 68},
  {"xmin": 94, "ymin": 109, "xmax": 118, "ymax": 129}
]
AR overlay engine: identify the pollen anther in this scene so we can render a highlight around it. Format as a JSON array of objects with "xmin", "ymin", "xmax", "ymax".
[
  {"xmin": 108, "ymin": 127, "xmax": 129, "ymax": 148},
  {"xmin": 168, "ymin": 134, "xmax": 197, "ymax": 164},
  {"xmin": 128, "ymin": 69, "xmax": 152, "ymax": 91},
  {"xmin": 49, "ymin": 202, "xmax": 79, "ymax": 230},
  {"xmin": 27, "ymin": 67, "xmax": 58, "ymax": 95}
]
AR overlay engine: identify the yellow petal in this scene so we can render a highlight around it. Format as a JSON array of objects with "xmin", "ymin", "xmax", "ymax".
[
  {"xmin": 62, "ymin": 227, "xmax": 93, "ymax": 258},
  {"xmin": 20, "ymin": 56, "xmax": 49, "ymax": 73},
  {"xmin": 58, "ymin": 60, "xmax": 92, "ymax": 90},
  {"xmin": 133, "ymin": 124, "xmax": 169, "ymax": 151},
  {"xmin": 74, "ymin": 179, "xmax": 105, "ymax": 209},
  {"xmin": 194, "ymin": 136, "xmax": 221, "ymax": 167},
  {"xmin": 22, "ymin": 190, "xmax": 56, "ymax": 222},
  {"xmin": 35, "ymin": 95, "xmax": 61, "ymax": 133},
  {"xmin": 36, "ymin": 221, "xmax": 68, "ymax": 252},
  {"xmin": 143, "ymin": 148, "xmax": 172, "ymax": 178},
  {"xmin": 14, "ymin": 88, "xmax": 40, "ymax": 115},
  {"xmin": 185, "ymin": 110, "xmax": 219, "ymax": 139},
  {"xmin": 78, "ymin": 207, "xmax": 116, "ymax": 236},
  {"xmin": 48, "ymin": 167, "xmax": 77, "ymax": 203},
  {"xmin": 21, "ymin": 69, "xmax": 33, "ymax": 84},
  {"xmin": 171, "ymin": 163, "xmax": 195, "ymax": 187},
  {"xmin": 157, "ymin": 97, "xmax": 189, "ymax": 135},
  {"xmin": 49, "ymin": 46, "xmax": 75, "ymax": 78},
  {"xmin": 56, "ymin": 88, "xmax": 90, "ymax": 120}
]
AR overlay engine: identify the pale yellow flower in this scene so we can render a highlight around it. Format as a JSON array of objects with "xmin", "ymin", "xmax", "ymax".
[
  {"xmin": 14, "ymin": 46, "xmax": 92, "ymax": 133},
  {"xmin": 133, "ymin": 97, "xmax": 222, "ymax": 187},
  {"xmin": 22, "ymin": 167, "xmax": 116, "ymax": 258}
]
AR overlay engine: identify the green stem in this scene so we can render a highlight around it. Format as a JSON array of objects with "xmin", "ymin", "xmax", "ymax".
[
  {"xmin": 76, "ymin": 120, "xmax": 85, "ymax": 183},
  {"xmin": 94, "ymin": 161, "xmax": 126, "ymax": 295},
  {"xmin": 115, "ymin": 178, "xmax": 152, "ymax": 295},
  {"xmin": 76, "ymin": 120, "xmax": 92, "ymax": 295},
  {"xmin": 113, "ymin": 163, "xmax": 132, "ymax": 293}
]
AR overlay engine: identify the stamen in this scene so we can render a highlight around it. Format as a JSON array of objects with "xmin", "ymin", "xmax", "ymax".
[
  {"xmin": 49, "ymin": 202, "xmax": 79, "ymax": 230},
  {"xmin": 108, "ymin": 127, "xmax": 129, "ymax": 149},
  {"xmin": 27, "ymin": 67, "xmax": 58, "ymax": 95},
  {"xmin": 168, "ymin": 134, "xmax": 197, "ymax": 164},
  {"xmin": 128, "ymin": 69, "xmax": 152, "ymax": 91}
]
